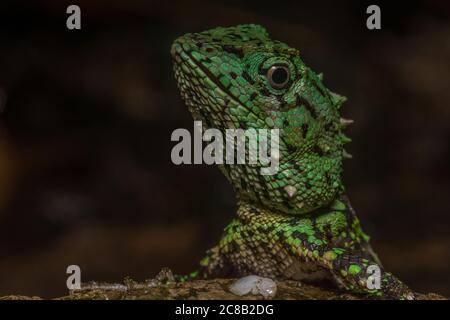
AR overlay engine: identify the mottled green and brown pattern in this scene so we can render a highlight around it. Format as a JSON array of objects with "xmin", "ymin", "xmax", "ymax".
[{"xmin": 171, "ymin": 24, "xmax": 414, "ymax": 299}]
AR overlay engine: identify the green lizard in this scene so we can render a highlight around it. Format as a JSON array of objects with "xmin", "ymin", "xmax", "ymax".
[{"xmin": 171, "ymin": 24, "xmax": 414, "ymax": 299}]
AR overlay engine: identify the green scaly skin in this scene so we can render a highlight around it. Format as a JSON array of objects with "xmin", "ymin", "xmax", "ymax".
[{"xmin": 171, "ymin": 24, "xmax": 414, "ymax": 299}]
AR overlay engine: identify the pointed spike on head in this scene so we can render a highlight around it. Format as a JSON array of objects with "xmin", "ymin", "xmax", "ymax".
[
  {"xmin": 318, "ymin": 73, "xmax": 324, "ymax": 81},
  {"xmin": 339, "ymin": 134, "xmax": 352, "ymax": 144},
  {"xmin": 340, "ymin": 117, "xmax": 354, "ymax": 128},
  {"xmin": 343, "ymin": 150, "xmax": 353, "ymax": 159},
  {"xmin": 329, "ymin": 91, "xmax": 347, "ymax": 109}
]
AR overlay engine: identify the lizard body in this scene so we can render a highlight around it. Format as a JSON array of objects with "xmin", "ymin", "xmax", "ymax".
[{"xmin": 171, "ymin": 24, "xmax": 414, "ymax": 299}]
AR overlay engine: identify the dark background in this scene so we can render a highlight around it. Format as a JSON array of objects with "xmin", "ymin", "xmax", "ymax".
[{"xmin": 0, "ymin": 0, "xmax": 448, "ymax": 297}]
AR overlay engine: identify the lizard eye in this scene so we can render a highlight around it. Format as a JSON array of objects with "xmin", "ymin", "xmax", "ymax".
[{"xmin": 267, "ymin": 65, "xmax": 290, "ymax": 89}]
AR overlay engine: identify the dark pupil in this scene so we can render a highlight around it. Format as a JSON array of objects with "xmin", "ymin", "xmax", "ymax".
[{"xmin": 272, "ymin": 67, "xmax": 288, "ymax": 84}]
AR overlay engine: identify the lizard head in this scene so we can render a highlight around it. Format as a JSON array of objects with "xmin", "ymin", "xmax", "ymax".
[{"xmin": 171, "ymin": 24, "xmax": 351, "ymax": 215}]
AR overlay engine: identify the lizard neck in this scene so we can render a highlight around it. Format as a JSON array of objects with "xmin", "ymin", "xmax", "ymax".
[{"xmin": 236, "ymin": 192, "xmax": 347, "ymax": 221}]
